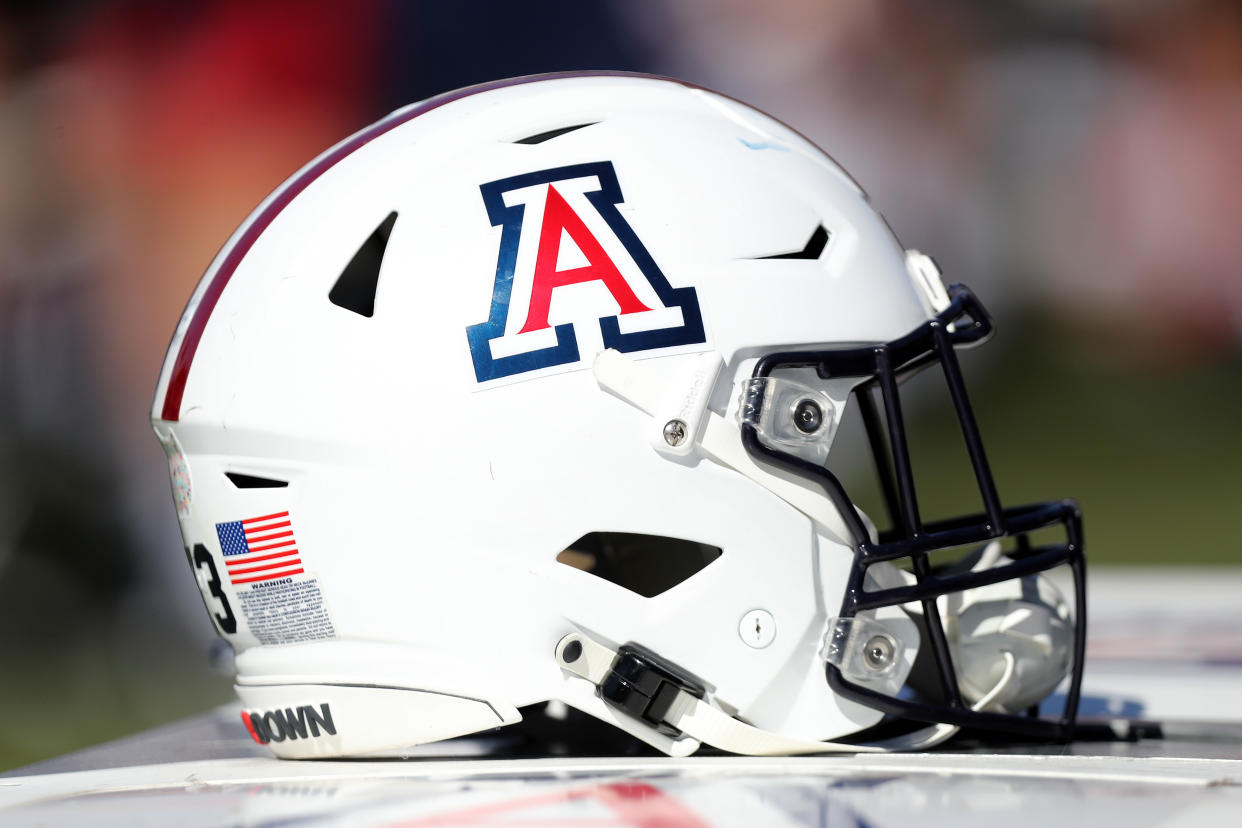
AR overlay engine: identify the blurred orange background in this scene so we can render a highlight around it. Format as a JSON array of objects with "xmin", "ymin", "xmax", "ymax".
[{"xmin": 1, "ymin": 0, "xmax": 1239, "ymax": 769}]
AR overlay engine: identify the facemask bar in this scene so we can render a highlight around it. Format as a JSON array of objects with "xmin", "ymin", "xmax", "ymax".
[{"xmin": 740, "ymin": 284, "xmax": 1086, "ymax": 739}]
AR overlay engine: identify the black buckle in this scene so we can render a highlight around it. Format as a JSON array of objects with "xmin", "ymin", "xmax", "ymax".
[{"xmin": 600, "ymin": 644, "xmax": 706, "ymax": 737}]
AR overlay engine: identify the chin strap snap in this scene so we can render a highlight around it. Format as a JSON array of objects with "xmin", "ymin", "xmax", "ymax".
[{"xmin": 555, "ymin": 632, "xmax": 1014, "ymax": 756}]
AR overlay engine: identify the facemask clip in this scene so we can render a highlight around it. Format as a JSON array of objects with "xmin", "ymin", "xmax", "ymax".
[
  {"xmin": 825, "ymin": 615, "xmax": 911, "ymax": 698},
  {"xmin": 740, "ymin": 377, "xmax": 839, "ymax": 462}
]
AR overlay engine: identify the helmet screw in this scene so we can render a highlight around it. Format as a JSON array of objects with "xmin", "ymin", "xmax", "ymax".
[
  {"xmin": 792, "ymin": 399, "xmax": 823, "ymax": 434},
  {"xmin": 663, "ymin": 419, "xmax": 688, "ymax": 447},
  {"xmin": 863, "ymin": 634, "xmax": 894, "ymax": 670},
  {"xmin": 738, "ymin": 609, "xmax": 777, "ymax": 648}
]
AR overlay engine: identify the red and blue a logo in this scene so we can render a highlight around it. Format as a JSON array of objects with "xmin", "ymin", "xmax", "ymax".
[{"xmin": 466, "ymin": 162, "xmax": 706, "ymax": 383}]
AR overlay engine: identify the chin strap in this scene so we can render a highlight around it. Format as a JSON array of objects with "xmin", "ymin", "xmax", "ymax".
[{"xmin": 556, "ymin": 632, "xmax": 1020, "ymax": 756}]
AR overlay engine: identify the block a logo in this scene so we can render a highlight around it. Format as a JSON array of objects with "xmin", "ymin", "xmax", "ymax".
[{"xmin": 466, "ymin": 162, "xmax": 706, "ymax": 383}]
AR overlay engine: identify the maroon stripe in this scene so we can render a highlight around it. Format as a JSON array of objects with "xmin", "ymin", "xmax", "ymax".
[{"xmin": 157, "ymin": 72, "xmax": 693, "ymax": 422}]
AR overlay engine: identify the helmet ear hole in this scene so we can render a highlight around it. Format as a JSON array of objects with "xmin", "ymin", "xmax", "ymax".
[
  {"xmin": 556, "ymin": 532, "xmax": 721, "ymax": 598},
  {"xmin": 329, "ymin": 211, "xmax": 397, "ymax": 318}
]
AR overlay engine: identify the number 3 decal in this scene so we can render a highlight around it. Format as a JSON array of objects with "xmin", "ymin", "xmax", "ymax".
[{"xmin": 189, "ymin": 543, "xmax": 238, "ymax": 635}]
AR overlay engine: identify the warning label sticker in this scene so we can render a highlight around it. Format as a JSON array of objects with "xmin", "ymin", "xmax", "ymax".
[{"xmin": 237, "ymin": 575, "xmax": 336, "ymax": 645}]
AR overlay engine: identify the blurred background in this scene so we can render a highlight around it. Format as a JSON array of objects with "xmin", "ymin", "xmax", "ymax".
[{"xmin": 0, "ymin": 0, "xmax": 1238, "ymax": 770}]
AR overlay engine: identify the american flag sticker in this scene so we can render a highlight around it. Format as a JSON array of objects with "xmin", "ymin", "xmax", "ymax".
[{"xmin": 215, "ymin": 511, "xmax": 304, "ymax": 585}]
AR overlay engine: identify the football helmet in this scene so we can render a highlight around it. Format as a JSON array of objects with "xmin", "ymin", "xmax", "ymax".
[{"xmin": 152, "ymin": 73, "xmax": 1085, "ymax": 758}]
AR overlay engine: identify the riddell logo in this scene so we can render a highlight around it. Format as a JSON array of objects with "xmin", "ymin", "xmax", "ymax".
[{"xmin": 242, "ymin": 703, "xmax": 336, "ymax": 744}]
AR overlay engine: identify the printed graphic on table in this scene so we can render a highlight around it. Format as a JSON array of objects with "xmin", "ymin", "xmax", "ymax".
[{"xmin": 215, "ymin": 511, "xmax": 336, "ymax": 645}]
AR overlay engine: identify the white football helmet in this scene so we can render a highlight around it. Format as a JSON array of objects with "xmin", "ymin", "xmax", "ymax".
[{"xmin": 152, "ymin": 73, "xmax": 1085, "ymax": 758}]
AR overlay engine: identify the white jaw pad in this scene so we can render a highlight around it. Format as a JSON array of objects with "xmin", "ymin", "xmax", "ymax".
[
  {"xmin": 235, "ymin": 683, "xmax": 521, "ymax": 759},
  {"xmin": 939, "ymin": 553, "xmax": 1075, "ymax": 712}
]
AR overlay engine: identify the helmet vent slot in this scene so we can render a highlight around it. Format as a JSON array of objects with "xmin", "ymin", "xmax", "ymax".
[
  {"xmin": 756, "ymin": 224, "xmax": 830, "ymax": 260},
  {"xmin": 225, "ymin": 472, "xmax": 289, "ymax": 489},
  {"xmin": 556, "ymin": 532, "xmax": 721, "ymax": 598},
  {"xmin": 329, "ymin": 211, "xmax": 397, "ymax": 317},
  {"xmin": 514, "ymin": 122, "xmax": 597, "ymax": 145}
]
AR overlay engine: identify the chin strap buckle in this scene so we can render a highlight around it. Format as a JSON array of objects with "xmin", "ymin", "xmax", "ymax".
[
  {"xmin": 555, "ymin": 631, "xmax": 954, "ymax": 755},
  {"xmin": 598, "ymin": 644, "xmax": 707, "ymax": 737}
]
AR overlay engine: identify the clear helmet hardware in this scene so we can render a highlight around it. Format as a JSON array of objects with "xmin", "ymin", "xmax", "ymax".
[
  {"xmin": 738, "ymin": 376, "xmax": 844, "ymax": 464},
  {"xmin": 824, "ymin": 615, "xmax": 917, "ymax": 699}
]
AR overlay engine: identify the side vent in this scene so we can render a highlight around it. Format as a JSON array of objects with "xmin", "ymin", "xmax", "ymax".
[
  {"xmin": 556, "ymin": 532, "xmax": 722, "ymax": 598},
  {"xmin": 514, "ymin": 122, "xmax": 597, "ymax": 145},
  {"xmin": 329, "ymin": 211, "xmax": 397, "ymax": 317},
  {"xmin": 756, "ymin": 224, "xmax": 830, "ymax": 260},
  {"xmin": 225, "ymin": 472, "xmax": 289, "ymax": 489}
]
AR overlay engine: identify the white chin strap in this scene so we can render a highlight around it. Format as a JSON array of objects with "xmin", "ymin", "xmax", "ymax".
[{"xmin": 556, "ymin": 632, "xmax": 1018, "ymax": 756}]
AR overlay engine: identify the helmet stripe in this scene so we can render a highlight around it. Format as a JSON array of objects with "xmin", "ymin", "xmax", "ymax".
[{"xmin": 158, "ymin": 71, "xmax": 671, "ymax": 421}]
